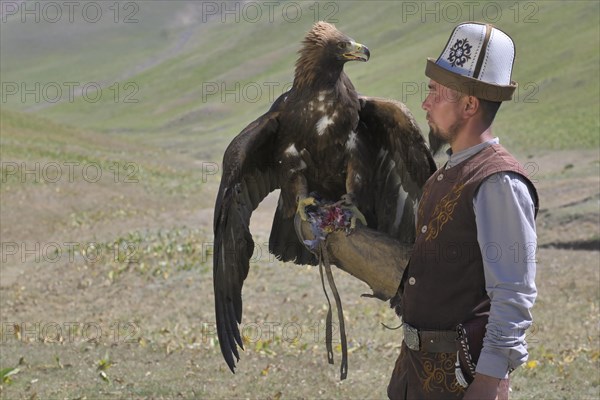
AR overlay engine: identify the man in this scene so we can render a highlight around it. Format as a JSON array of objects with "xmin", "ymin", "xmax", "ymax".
[{"xmin": 387, "ymin": 22, "xmax": 538, "ymax": 399}]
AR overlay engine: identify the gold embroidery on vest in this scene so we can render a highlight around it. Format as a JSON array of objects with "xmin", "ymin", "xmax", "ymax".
[
  {"xmin": 426, "ymin": 183, "xmax": 465, "ymax": 241},
  {"xmin": 417, "ymin": 352, "xmax": 465, "ymax": 394}
]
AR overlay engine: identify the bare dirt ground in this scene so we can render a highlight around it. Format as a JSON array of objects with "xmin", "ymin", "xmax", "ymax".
[{"xmin": 0, "ymin": 149, "xmax": 598, "ymax": 399}]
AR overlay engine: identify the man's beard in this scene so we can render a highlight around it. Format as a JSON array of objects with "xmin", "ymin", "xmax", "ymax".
[
  {"xmin": 428, "ymin": 119, "xmax": 463, "ymax": 147},
  {"xmin": 427, "ymin": 127, "xmax": 446, "ymax": 155}
]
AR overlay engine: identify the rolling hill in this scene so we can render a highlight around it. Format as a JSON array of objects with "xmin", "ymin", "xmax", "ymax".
[{"xmin": 1, "ymin": 0, "xmax": 598, "ymax": 156}]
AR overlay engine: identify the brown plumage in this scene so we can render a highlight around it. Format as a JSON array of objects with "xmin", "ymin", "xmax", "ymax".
[{"xmin": 213, "ymin": 21, "xmax": 437, "ymax": 374}]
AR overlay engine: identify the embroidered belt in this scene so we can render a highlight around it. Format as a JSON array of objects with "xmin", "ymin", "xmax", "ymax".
[{"xmin": 402, "ymin": 323, "xmax": 457, "ymax": 353}]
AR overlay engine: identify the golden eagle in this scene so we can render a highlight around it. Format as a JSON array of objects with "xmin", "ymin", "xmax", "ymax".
[{"xmin": 213, "ymin": 21, "xmax": 437, "ymax": 373}]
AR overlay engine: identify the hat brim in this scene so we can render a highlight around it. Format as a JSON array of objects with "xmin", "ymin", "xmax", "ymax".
[{"xmin": 425, "ymin": 58, "xmax": 517, "ymax": 102}]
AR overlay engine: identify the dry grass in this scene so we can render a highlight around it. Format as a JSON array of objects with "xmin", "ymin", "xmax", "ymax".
[{"xmin": 1, "ymin": 147, "xmax": 598, "ymax": 399}]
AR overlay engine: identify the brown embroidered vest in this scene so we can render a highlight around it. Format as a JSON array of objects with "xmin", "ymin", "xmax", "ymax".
[{"xmin": 401, "ymin": 144, "xmax": 538, "ymax": 330}]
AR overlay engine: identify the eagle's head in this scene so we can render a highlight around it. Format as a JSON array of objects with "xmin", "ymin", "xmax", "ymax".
[
  {"xmin": 295, "ymin": 21, "xmax": 370, "ymax": 88},
  {"xmin": 302, "ymin": 21, "xmax": 370, "ymax": 63}
]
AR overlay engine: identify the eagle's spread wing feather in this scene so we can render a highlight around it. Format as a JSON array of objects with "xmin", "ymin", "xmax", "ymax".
[
  {"xmin": 213, "ymin": 110, "xmax": 281, "ymax": 373},
  {"xmin": 213, "ymin": 22, "xmax": 440, "ymax": 375},
  {"xmin": 357, "ymin": 96, "xmax": 437, "ymax": 240}
]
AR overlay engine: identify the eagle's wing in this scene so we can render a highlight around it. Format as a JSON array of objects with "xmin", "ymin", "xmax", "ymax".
[
  {"xmin": 213, "ymin": 110, "xmax": 281, "ymax": 373},
  {"xmin": 356, "ymin": 96, "xmax": 437, "ymax": 241}
]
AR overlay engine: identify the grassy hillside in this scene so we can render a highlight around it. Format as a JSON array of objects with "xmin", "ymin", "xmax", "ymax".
[
  {"xmin": 1, "ymin": 1, "xmax": 598, "ymax": 156},
  {"xmin": 0, "ymin": 108, "xmax": 205, "ymax": 195}
]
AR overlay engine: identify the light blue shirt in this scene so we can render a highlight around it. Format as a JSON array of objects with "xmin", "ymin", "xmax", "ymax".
[{"xmin": 445, "ymin": 138, "xmax": 538, "ymax": 379}]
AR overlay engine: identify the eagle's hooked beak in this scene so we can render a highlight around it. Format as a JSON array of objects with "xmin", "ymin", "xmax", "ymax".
[{"xmin": 344, "ymin": 41, "xmax": 370, "ymax": 62}]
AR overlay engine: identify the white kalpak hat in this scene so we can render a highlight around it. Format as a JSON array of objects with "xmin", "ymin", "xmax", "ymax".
[{"xmin": 425, "ymin": 22, "xmax": 518, "ymax": 102}]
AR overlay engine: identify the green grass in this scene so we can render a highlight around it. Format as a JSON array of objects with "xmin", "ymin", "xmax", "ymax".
[
  {"xmin": 0, "ymin": 109, "xmax": 205, "ymax": 196},
  {"xmin": 1, "ymin": 1, "xmax": 598, "ymax": 154}
]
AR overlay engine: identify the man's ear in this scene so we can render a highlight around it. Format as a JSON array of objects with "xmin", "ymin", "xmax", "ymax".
[{"xmin": 463, "ymin": 96, "xmax": 479, "ymax": 117}]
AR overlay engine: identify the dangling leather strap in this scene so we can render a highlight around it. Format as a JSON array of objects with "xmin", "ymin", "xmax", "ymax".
[
  {"xmin": 318, "ymin": 242, "xmax": 348, "ymax": 380},
  {"xmin": 318, "ymin": 245, "xmax": 334, "ymax": 366}
]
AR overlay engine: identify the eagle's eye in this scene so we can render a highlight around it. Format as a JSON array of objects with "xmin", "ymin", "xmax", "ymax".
[{"xmin": 337, "ymin": 42, "xmax": 347, "ymax": 50}]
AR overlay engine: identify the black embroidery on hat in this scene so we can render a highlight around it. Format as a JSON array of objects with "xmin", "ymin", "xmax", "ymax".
[{"xmin": 448, "ymin": 38, "xmax": 472, "ymax": 67}]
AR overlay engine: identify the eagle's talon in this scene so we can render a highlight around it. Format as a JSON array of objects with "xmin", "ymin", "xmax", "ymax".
[
  {"xmin": 340, "ymin": 193, "xmax": 356, "ymax": 206},
  {"xmin": 342, "ymin": 200, "xmax": 367, "ymax": 229},
  {"xmin": 349, "ymin": 208, "xmax": 367, "ymax": 228},
  {"xmin": 339, "ymin": 196, "xmax": 367, "ymax": 229},
  {"xmin": 296, "ymin": 196, "xmax": 317, "ymax": 221}
]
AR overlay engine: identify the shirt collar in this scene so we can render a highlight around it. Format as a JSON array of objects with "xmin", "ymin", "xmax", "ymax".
[{"xmin": 445, "ymin": 138, "xmax": 500, "ymax": 169}]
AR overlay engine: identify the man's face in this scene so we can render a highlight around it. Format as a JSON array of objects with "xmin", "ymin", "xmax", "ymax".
[{"xmin": 421, "ymin": 80, "xmax": 466, "ymax": 143}]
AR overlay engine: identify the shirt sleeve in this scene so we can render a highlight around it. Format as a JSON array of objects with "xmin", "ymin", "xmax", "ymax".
[{"xmin": 472, "ymin": 171, "xmax": 538, "ymax": 379}]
